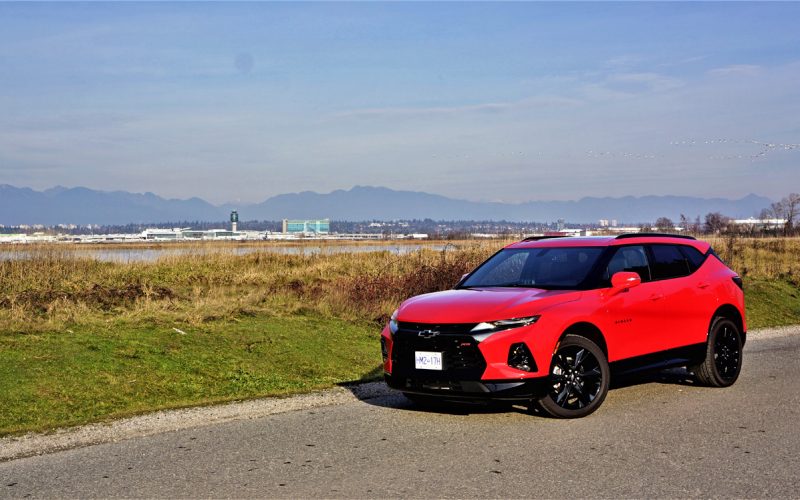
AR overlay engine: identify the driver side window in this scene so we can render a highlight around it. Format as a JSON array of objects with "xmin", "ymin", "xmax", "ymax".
[{"xmin": 604, "ymin": 245, "xmax": 652, "ymax": 282}]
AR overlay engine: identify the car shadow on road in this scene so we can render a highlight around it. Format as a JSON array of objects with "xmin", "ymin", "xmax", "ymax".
[
  {"xmin": 357, "ymin": 392, "xmax": 533, "ymax": 417},
  {"xmin": 611, "ymin": 366, "xmax": 699, "ymax": 390},
  {"xmin": 341, "ymin": 365, "xmax": 701, "ymax": 418}
]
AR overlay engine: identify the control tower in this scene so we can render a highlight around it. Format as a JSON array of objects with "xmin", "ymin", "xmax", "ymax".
[{"xmin": 230, "ymin": 210, "xmax": 239, "ymax": 232}]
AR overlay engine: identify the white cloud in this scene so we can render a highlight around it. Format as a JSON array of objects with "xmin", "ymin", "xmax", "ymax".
[
  {"xmin": 604, "ymin": 54, "xmax": 645, "ymax": 68},
  {"xmin": 707, "ymin": 64, "xmax": 762, "ymax": 77},
  {"xmin": 328, "ymin": 95, "xmax": 583, "ymax": 120}
]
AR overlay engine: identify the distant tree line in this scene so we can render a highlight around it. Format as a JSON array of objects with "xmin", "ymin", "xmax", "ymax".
[
  {"xmin": 645, "ymin": 193, "xmax": 800, "ymax": 237},
  {"xmin": 4, "ymin": 193, "xmax": 799, "ymax": 238}
]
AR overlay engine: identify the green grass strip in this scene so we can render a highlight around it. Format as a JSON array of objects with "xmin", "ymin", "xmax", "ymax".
[{"xmin": 0, "ymin": 315, "xmax": 382, "ymax": 435}]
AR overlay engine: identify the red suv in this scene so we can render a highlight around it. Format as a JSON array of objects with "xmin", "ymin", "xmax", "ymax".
[{"xmin": 380, "ymin": 234, "xmax": 745, "ymax": 418}]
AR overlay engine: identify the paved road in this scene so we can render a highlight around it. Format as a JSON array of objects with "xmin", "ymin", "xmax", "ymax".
[{"xmin": 2, "ymin": 329, "xmax": 799, "ymax": 498}]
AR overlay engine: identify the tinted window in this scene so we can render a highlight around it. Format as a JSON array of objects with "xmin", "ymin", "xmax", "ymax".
[
  {"xmin": 462, "ymin": 247, "xmax": 604, "ymax": 289},
  {"xmin": 469, "ymin": 250, "xmax": 529, "ymax": 286},
  {"xmin": 605, "ymin": 245, "xmax": 651, "ymax": 282},
  {"xmin": 650, "ymin": 245, "xmax": 691, "ymax": 280},
  {"xmin": 679, "ymin": 245, "xmax": 706, "ymax": 273}
]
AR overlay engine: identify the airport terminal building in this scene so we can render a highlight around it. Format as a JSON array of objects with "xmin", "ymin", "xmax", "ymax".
[{"xmin": 282, "ymin": 219, "xmax": 330, "ymax": 235}]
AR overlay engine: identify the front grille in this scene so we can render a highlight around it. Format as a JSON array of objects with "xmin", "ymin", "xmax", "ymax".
[
  {"xmin": 391, "ymin": 323, "xmax": 486, "ymax": 380},
  {"xmin": 397, "ymin": 322, "xmax": 477, "ymax": 335}
]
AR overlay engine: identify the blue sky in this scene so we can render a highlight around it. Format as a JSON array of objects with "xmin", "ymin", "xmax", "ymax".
[{"xmin": 1, "ymin": 2, "xmax": 799, "ymax": 204}]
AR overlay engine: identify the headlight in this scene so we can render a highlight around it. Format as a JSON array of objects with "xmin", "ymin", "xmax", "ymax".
[
  {"xmin": 389, "ymin": 309, "xmax": 399, "ymax": 335},
  {"xmin": 470, "ymin": 315, "xmax": 540, "ymax": 341}
]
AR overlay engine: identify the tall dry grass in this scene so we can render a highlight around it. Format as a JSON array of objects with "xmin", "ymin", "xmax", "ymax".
[
  {"xmin": 2, "ymin": 237, "xmax": 797, "ymax": 332},
  {"xmin": 0, "ymin": 242, "xmax": 497, "ymax": 331},
  {"xmin": 706, "ymin": 236, "xmax": 800, "ymax": 283}
]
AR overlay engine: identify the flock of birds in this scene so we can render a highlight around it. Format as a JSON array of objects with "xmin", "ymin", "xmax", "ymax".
[
  {"xmin": 428, "ymin": 138, "xmax": 799, "ymax": 162},
  {"xmin": 585, "ymin": 150, "xmax": 658, "ymax": 160},
  {"xmin": 586, "ymin": 138, "xmax": 800, "ymax": 161},
  {"xmin": 672, "ymin": 138, "xmax": 800, "ymax": 161}
]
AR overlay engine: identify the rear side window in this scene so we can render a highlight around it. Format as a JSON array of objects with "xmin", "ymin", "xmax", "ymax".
[
  {"xmin": 605, "ymin": 245, "xmax": 651, "ymax": 282},
  {"xmin": 650, "ymin": 245, "xmax": 691, "ymax": 280},
  {"xmin": 679, "ymin": 245, "xmax": 706, "ymax": 273}
]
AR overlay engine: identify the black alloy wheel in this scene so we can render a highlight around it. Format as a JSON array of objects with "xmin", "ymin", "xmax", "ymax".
[
  {"xmin": 538, "ymin": 334, "xmax": 610, "ymax": 418},
  {"xmin": 692, "ymin": 317, "xmax": 743, "ymax": 387}
]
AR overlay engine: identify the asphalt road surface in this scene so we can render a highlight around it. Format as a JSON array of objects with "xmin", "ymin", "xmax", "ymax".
[{"xmin": 2, "ymin": 328, "xmax": 799, "ymax": 498}]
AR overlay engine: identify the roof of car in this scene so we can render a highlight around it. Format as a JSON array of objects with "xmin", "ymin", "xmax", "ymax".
[{"xmin": 507, "ymin": 234, "xmax": 710, "ymax": 252}]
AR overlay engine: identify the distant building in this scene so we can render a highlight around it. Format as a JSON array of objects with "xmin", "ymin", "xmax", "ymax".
[
  {"xmin": 230, "ymin": 210, "xmax": 239, "ymax": 232},
  {"xmin": 606, "ymin": 226, "xmax": 643, "ymax": 234},
  {"xmin": 598, "ymin": 219, "xmax": 618, "ymax": 228},
  {"xmin": 732, "ymin": 218, "xmax": 786, "ymax": 230},
  {"xmin": 142, "ymin": 228, "xmax": 184, "ymax": 240},
  {"xmin": 141, "ymin": 228, "xmax": 247, "ymax": 241},
  {"xmin": 282, "ymin": 219, "xmax": 330, "ymax": 235}
]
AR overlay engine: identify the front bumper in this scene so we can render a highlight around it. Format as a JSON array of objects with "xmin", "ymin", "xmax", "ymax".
[{"xmin": 385, "ymin": 373, "xmax": 549, "ymax": 402}]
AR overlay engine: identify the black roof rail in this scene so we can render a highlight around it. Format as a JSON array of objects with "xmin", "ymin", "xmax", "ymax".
[
  {"xmin": 521, "ymin": 235, "xmax": 569, "ymax": 242},
  {"xmin": 615, "ymin": 232, "xmax": 696, "ymax": 240}
]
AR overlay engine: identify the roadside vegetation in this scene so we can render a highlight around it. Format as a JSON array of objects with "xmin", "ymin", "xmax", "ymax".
[{"xmin": 1, "ymin": 237, "xmax": 798, "ymax": 434}]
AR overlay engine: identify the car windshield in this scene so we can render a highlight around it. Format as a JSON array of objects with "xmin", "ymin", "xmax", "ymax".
[{"xmin": 460, "ymin": 247, "xmax": 604, "ymax": 290}]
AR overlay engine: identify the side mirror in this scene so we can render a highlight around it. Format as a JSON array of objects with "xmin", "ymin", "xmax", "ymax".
[{"xmin": 611, "ymin": 271, "xmax": 641, "ymax": 291}]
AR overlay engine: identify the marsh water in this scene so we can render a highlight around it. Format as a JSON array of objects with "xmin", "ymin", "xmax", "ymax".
[{"xmin": 0, "ymin": 243, "xmax": 453, "ymax": 263}]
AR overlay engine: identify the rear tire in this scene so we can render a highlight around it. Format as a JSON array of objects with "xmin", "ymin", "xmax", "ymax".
[
  {"xmin": 538, "ymin": 335, "xmax": 610, "ymax": 418},
  {"xmin": 691, "ymin": 317, "xmax": 742, "ymax": 387}
]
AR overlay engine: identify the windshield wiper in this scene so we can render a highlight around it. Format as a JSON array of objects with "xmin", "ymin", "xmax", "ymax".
[{"xmin": 468, "ymin": 283, "xmax": 532, "ymax": 288}]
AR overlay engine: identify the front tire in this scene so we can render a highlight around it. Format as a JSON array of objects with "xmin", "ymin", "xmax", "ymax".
[
  {"xmin": 691, "ymin": 317, "xmax": 743, "ymax": 387},
  {"xmin": 538, "ymin": 335, "xmax": 610, "ymax": 418}
]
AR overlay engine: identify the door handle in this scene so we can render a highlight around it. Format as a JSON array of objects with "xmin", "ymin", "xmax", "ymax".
[
  {"xmin": 649, "ymin": 293, "xmax": 664, "ymax": 301},
  {"xmin": 697, "ymin": 282, "xmax": 710, "ymax": 289}
]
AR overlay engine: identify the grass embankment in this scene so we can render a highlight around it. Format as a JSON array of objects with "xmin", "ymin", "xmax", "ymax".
[
  {"xmin": 0, "ymin": 316, "xmax": 379, "ymax": 434},
  {"xmin": 0, "ymin": 238, "xmax": 798, "ymax": 435},
  {"xmin": 0, "ymin": 243, "xmax": 491, "ymax": 435},
  {"xmin": 706, "ymin": 236, "xmax": 800, "ymax": 328}
]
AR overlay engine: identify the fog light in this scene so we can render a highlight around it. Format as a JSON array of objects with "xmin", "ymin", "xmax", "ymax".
[
  {"xmin": 380, "ymin": 337, "xmax": 389, "ymax": 361},
  {"xmin": 508, "ymin": 343, "xmax": 536, "ymax": 372}
]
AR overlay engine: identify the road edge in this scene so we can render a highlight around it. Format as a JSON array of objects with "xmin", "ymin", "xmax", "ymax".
[{"xmin": 0, "ymin": 382, "xmax": 394, "ymax": 463}]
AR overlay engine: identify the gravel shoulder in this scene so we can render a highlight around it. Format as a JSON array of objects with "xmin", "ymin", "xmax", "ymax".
[{"xmin": 2, "ymin": 325, "xmax": 796, "ymax": 463}]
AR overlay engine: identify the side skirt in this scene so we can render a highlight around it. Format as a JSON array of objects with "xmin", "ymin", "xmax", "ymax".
[{"xmin": 610, "ymin": 343, "xmax": 707, "ymax": 378}]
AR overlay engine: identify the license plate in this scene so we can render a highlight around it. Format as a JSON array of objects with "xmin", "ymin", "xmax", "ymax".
[{"xmin": 415, "ymin": 351, "xmax": 443, "ymax": 371}]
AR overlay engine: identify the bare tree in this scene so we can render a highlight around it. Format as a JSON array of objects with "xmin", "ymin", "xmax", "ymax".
[
  {"xmin": 704, "ymin": 212, "xmax": 730, "ymax": 234},
  {"xmin": 783, "ymin": 193, "xmax": 800, "ymax": 235},
  {"xmin": 679, "ymin": 213, "xmax": 690, "ymax": 232},
  {"xmin": 692, "ymin": 216, "xmax": 702, "ymax": 234},
  {"xmin": 654, "ymin": 217, "xmax": 675, "ymax": 232},
  {"xmin": 771, "ymin": 201, "xmax": 785, "ymax": 220},
  {"xmin": 769, "ymin": 194, "xmax": 800, "ymax": 236}
]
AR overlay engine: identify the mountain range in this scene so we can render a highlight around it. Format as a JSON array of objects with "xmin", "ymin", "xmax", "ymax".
[{"xmin": 0, "ymin": 184, "xmax": 773, "ymax": 226}]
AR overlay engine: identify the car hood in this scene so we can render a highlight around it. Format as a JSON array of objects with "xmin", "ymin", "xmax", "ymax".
[{"xmin": 397, "ymin": 287, "xmax": 582, "ymax": 324}]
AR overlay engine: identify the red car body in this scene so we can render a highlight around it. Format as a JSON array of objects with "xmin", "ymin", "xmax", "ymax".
[{"xmin": 381, "ymin": 234, "xmax": 746, "ymax": 416}]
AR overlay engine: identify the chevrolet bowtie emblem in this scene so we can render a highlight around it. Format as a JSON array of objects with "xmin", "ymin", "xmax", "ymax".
[{"xmin": 417, "ymin": 330, "xmax": 440, "ymax": 339}]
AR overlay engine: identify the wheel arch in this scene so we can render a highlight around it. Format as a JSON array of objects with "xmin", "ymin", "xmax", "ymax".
[
  {"xmin": 558, "ymin": 322, "xmax": 608, "ymax": 358},
  {"xmin": 710, "ymin": 304, "xmax": 746, "ymax": 344}
]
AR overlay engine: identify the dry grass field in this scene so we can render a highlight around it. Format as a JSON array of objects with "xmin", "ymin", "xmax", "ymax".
[
  {"xmin": 0, "ymin": 241, "xmax": 494, "ymax": 332},
  {"xmin": 1, "ymin": 236, "xmax": 797, "ymax": 332}
]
